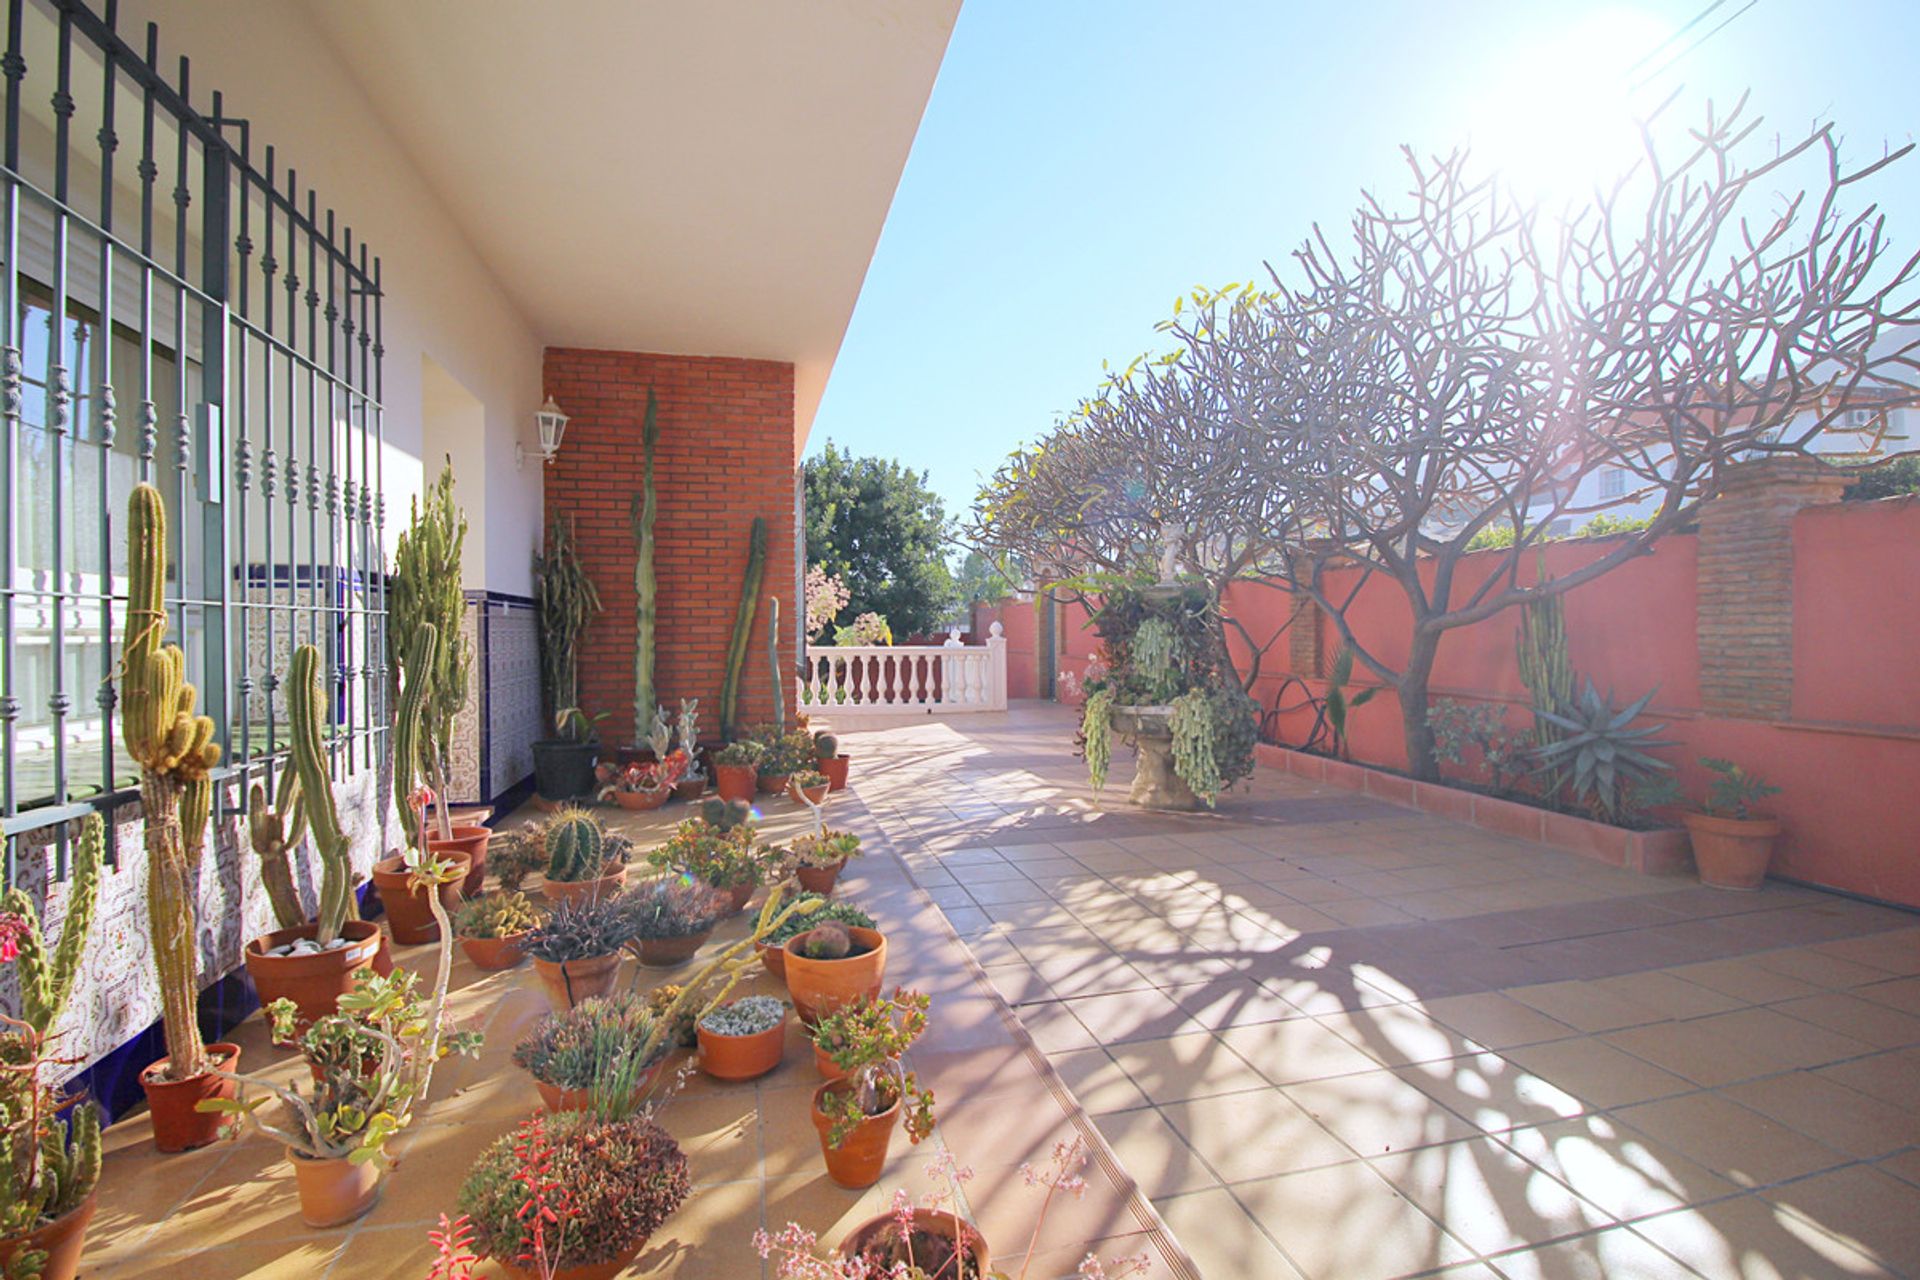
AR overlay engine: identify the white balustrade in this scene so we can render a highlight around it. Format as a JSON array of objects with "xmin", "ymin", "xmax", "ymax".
[{"xmin": 801, "ymin": 622, "xmax": 1006, "ymax": 722}]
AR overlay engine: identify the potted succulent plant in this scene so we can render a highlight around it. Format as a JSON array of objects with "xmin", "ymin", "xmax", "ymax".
[
  {"xmin": 1684, "ymin": 757, "xmax": 1784, "ymax": 891},
  {"xmin": 789, "ymin": 829, "xmax": 863, "ymax": 896},
  {"xmin": 533, "ymin": 707, "xmax": 608, "ymax": 804},
  {"xmin": 457, "ymin": 1109, "xmax": 690, "ymax": 1280},
  {"xmin": 512, "ymin": 994, "xmax": 670, "ymax": 1113},
  {"xmin": 202, "ymin": 849, "xmax": 483, "ymax": 1227},
  {"xmin": 530, "ymin": 808, "xmax": 630, "ymax": 907},
  {"xmin": 373, "ymin": 845, "xmax": 472, "ymax": 945},
  {"xmin": 524, "ymin": 897, "xmax": 634, "ymax": 1010},
  {"xmin": 621, "ymin": 877, "xmax": 728, "ymax": 969},
  {"xmin": 784, "ymin": 919, "xmax": 888, "ymax": 1026},
  {"xmin": 646, "ymin": 797, "xmax": 766, "ymax": 914},
  {"xmin": 454, "ymin": 892, "xmax": 544, "ymax": 970},
  {"xmin": 757, "ymin": 898, "xmax": 875, "ymax": 982},
  {"xmin": 0, "ymin": 1018, "xmax": 104, "ymax": 1280},
  {"xmin": 712, "ymin": 740, "xmax": 763, "ymax": 803},
  {"xmin": 696, "ymin": 995, "xmax": 790, "ymax": 1082},
  {"xmin": 673, "ymin": 700, "xmax": 709, "ymax": 801},
  {"xmin": 813, "ymin": 731, "xmax": 851, "ymax": 792},
  {"xmin": 752, "ymin": 726, "xmax": 815, "ymax": 795},
  {"xmin": 789, "ymin": 769, "xmax": 831, "ymax": 807},
  {"xmin": 601, "ymin": 753, "xmax": 685, "ymax": 812},
  {"xmin": 808, "ymin": 989, "xmax": 935, "ymax": 1189},
  {"xmin": 533, "ymin": 513, "xmax": 605, "ymax": 802}
]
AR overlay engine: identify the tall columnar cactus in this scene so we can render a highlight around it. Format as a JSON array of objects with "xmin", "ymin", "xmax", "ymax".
[
  {"xmin": 630, "ymin": 387, "xmax": 661, "ymax": 743},
  {"xmin": 287, "ymin": 642, "xmax": 357, "ymax": 944},
  {"xmin": 720, "ymin": 517, "xmax": 767, "ymax": 740},
  {"xmin": 393, "ymin": 625, "xmax": 437, "ymax": 852},
  {"xmin": 534, "ymin": 513, "xmax": 602, "ymax": 725},
  {"xmin": 0, "ymin": 1062, "xmax": 101, "ymax": 1240},
  {"xmin": 390, "ymin": 461, "xmax": 469, "ymax": 841},
  {"xmin": 2, "ymin": 813, "xmax": 103, "ymax": 1042},
  {"xmin": 247, "ymin": 764, "xmax": 308, "ymax": 931},
  {"xmin": 1517, "ymin": 568, "xmax": 1575, "ymax": 796},
  {"xmin": 122, "ymin": 482, "xmax": 221, "ymax": 1083},
  {"xmin": 542, "ymin": 807, "xmax": 605, "ymax": 883},
  {"xmin": 767, "ymin": 594, "xmax": 784, "ymax": 736}
]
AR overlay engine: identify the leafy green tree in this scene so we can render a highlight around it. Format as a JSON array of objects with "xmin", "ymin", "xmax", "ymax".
[
  {"xmin": 953, "ymin": 550, "xmax": 1019, "ymax": 606},
  {"xmin": 804, "ymin": 443, "xmax": 957, "ymax": 637}
]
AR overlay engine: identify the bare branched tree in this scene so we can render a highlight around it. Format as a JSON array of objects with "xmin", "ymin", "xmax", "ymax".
[{"xmin": 1154, "ymin": 96, "xmax": 1919, "ymax": 778}]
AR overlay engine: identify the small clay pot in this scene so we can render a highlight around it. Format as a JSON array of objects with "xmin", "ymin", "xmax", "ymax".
[
  {"xmin": 0, "ymin": 1187, "xmax": 96, "ymax": 1280},
  {"xmin": 532, "ymin": 951, "xmax": 624, "ymax": 1010},
  {"xmin": 792, "ymin": 781, "xmax": 830, "ymax": 806},
  {"xmin": 427, "ymin": 823, "xmax": 493, "ymax": 898},
  {"xmin": 496, "ymin": 1243, "xmax": 645, "ymax": 1280},
  {"xmin": 756, "ymin": 772, "xmax": 792, "ymax": 796},
  {"xmin": 541, "ymin": 861, "xmax": 628, "ymax": 908},
  {"xmin": 613, "ymin": 788, "xmax": 670, "ymax": 812},
  {"xmin": 140, "ymin": 1043, "xmax": 242, "ymax": 1153},
  {"xmin": 636, "ymin": 929, "xmax": 711, "ymax": 969},
  {"xmin": 714, "ymin": 763, "xmax": 758, "ymax": 803},
  {"xmin": 813, "ymin": 1041, "xmax": 846, "ymax": 1081},
  {"xmin": 1684, "ymin": 811, "xmax": 1782, "ymax": 891},
  {"xmin": 721, "ymin": 880, "xmax": 756, "ymax": 916},
  {"xmin": 758, "ymin": 940, "xmax": 787, "ymax": 982},
  {"xmin": 288, "ymin": 1149, "xmax": 383, "ymax": 1228},
  {"xmin": 784, "ymin": 926, "xmax": 887, "ymax": 1026},
  {"xmin": 674, "ymin": 776, "xmax": 708, "ymax": 802},
  {"xmin": 460, "ymin": 932, "xmax": 529, "ymax": 971},
  {"xmin": 373, "ymin": 850, "xmax": 472, "ymax": 945},
  {"xmin": 533, "ymin": 1056, "xmax": 665, "ymax": 1113},
  {"xmin": 820, "ymin": 754, "xmax": 852, "ymax": 792},
  {"xmin": 839, "ymin": 1209, "xmax": 990, "ymax": 1279},
  {"xmin": 698, "ymin": 1008, "xmax": 789, "ymax": 1081},
  {"xmin": 245, "ymin": 921, "xmax": 383, "ymax": 1026},
  {"xmin": 812, "ymin": 1080, "xmax": 901, "ymax": 1189},
  {"xmin": 795, "ymin": 860, "xmax": 846, "ymax": 895}
]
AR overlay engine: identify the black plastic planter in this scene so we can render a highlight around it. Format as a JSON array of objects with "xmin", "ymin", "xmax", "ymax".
[{"xmin": 531, "ymin": 739, "xmax": 600, "ymax": 800}]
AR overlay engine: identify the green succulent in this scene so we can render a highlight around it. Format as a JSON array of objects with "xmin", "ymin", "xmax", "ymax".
[{"xmin": 1531, "ymin": 680, "xmax": 1675, "ymax": 822}]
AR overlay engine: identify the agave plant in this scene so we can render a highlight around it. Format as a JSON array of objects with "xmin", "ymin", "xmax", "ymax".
[{"xmin": 1531, "ymin": 680, "xmax": 1676, "ymax": 822}]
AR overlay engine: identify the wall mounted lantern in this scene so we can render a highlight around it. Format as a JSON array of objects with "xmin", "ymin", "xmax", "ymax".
[{"xmin": 533, "ymin": 396, "xmax": 570, "ymax": 464}]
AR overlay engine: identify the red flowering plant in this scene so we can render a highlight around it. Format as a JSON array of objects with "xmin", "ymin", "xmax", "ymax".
[{"xmin": 599, "ymin": 750, "xmax": 688, "ymax": 804}]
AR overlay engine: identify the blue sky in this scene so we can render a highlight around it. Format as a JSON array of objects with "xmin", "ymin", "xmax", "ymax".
[{"xmin": 807, "ymin": 0, "xmax": 1920, "ymax": 531}]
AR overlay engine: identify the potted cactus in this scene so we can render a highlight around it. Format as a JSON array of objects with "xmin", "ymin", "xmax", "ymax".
[
  {"xmin": 512, "ymin": 993, "xmax": 670, "ymax": 1113},
  {"xmin": 712, "ymin": 740, "xmax": 762, "ymax": 803},
  {"xmin": 1684, "ymin": 758, "xmax": 1784, "ymax": 891},
  {"xmin": 536, "ymin": 808, "xmax": 629, "ymax": 907},
  {"xmin": 454, "ymin": 892, "xmax": 544, "ymax": 970},
  {"xmin": 0, "ymin": 1019, "xmax": 104, "ymax": 1280},
  {"xmin": 813, "ymin": 731, "xmax": 851, "ymax": 792},
  {"xmin": 119, "ymin": 485, "xmax": 243, "ymax": 1152},
  {"xmin": 525, "ymin": 897, "xmax": 634, "ymax": 1010},
  {"xmin": 673, "ymin": 699, "xmax": 708, "ymax": 800},
  {"xmin": 808, "ymin": 989, "xmax": 936, "ymax": 1189},
  {"xmin": 622, "ymin": 878, "xmax": 728, "ymax": 969},
  {"xmin": 756, "ymin": 898, "xmax": 875, "ymax": 982},
  {"xmin": 783, "ymin": 919, "xmax": 888, "ymax": 1027},
  {"xmin": 533, "ymin": 514, "xmax": 605, "ymax": 802},
  {"xmin": 246, "ymin": 637, "xmax": 409, "ymax": 1027}
]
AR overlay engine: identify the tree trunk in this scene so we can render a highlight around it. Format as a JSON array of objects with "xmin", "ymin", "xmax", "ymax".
[{"xmin": 1400, "ymin": 630, "xmax": 1442, "ymax": 781}]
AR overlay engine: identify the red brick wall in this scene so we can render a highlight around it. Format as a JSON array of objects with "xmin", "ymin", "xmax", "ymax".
[{"xmin": 543, "ymin": 348, "xmax": 798, "ymax": 746}]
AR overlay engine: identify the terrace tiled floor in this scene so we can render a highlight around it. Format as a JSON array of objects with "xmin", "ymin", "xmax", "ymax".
[{"xmin": 846, "ymin": 703, "xmax": 1920, "ymax": 1280}]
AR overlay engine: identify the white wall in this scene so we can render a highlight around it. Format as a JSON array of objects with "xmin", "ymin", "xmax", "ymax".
[{"xmin": 120, "ymin": 0, "xmax": 546, "ymax": 595}]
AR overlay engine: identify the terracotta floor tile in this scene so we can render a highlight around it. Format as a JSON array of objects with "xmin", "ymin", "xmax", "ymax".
[
  {"xmin": 1770, "ymin": 992, "xmax": 1920, "ymax": 1050},
  {"xmin": 1503, "ymin": 1038, "xmax": 1694, "ymax": 1109},
  {"xmin": 1394, "ymin": 1051, "xmax": 1589, "ymax": 1135},
  {"xmin": 1812, "ymin": 1048, "xmax": 1920, "ymax": 1107},
  {"xmin": 1811, "ymin": 930, "xmax": 1920, "ymax": 977},
  {"xmin": 1667, "ymin": 958, "xmax": 1826, "ymax": 1005},
  {"xmin": 1506, "ymin": 980, "xmax": 1665, "ymax": 1033},
  {"xmin": 1856, "ymin": 976, "xmax": 1920, "ymax": 1016},
  {"xmin": 1156, "ymin": 1087, "xmax": 1353, "ymax": 1185},
  {"xmin": 1046, "ymin": 1048, "xmax": 1153, "ymax": 1115},
  {"xmin": 1878, "ymin": 1147, "xmax": 1920, "ymax": 1189},
  {"xmin": 1231, "ymin": 1159, "xmax": 1478, "ymax": 1280},
  {"xmin": 1061, "ymin": 988, "xmax": 1199, "ymax": 1044},
  {"xmin": 1585, "ymin": 970, "xmax": 1745, "ymax": 1021},
  {"xmin": 1489, "ymin": 1225, "xmax": 1704, "ymax": 1280},
  {"xmin": 1016, "ymin": 999, "xmax": 1104, "ymax": 1053},
  {"xmin": 1155, "ymin": 1186, "xmax": 1307, "ymax": 1280},
  {"xmin": 1106, "ymin": 1031, "xmax": 1270, "ymax": 1103},
  {"xmin": 1370, "ymin": 1135, "xmax": 1605, "ymax": 1257},
  {"xmin": 1283, "ymin": 1069, "xmax": 1478, "ymax": 1157},
  {"xmin": 1421, "ymin": 993, "xmax": 1581, "ymax": 1050},
  {"xmin": 1090, "ymin": 1106, "xmax": 1220, "ymax": 1198},
  {"xmin": 1161, "ymin": 976, "xmax": 1306, "ymax": 1030},
  {"xmin": 1601, "ymin": 1017, "xmax": 1799, "ymax": 1088},
  {"xmin": 1721, "ymin": 1071, "xmax": 1920, "ymax": 1159},
  {"xmin": 1215, "ymin": 1017, "xmax": 1383, "ymax": 1086},
  {"xmin": 1683, "ymin": 1006, "xmax": 1875, "ymax": 1070},
  {"xmin": 1614, "ymin": 1093, "xmax": 1850, "ymax": 1189},
  {"xmin": 1748, "ymin": 946, "xmax": 1901, "ymax": 991},
  {"xmin": 1630, "ymin": 1195, "xmax": 1897, "ymax": 1279},
  {"xmin": 1497, "ymin": 1115, "xmax": 1735, "ymax": 1222},
  {"xmin": 1763, "ymin": 1164, "xmax": 1920, "ymax": 1276},
  {"xmin": 1317, "ymin": 1004, "xmax": 1490, "ymax": 1068}
]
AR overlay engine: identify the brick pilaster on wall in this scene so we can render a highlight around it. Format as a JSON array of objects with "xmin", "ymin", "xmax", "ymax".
[
  {"xmin": 1287, "ymin": 592, "xmax": 1323, "ymax": 678},
  {"xmin": 1696, "ymin": 456, "xmax": 1847, "ymax": 718},
  {"xmin": 542, "ymin": 348, "xmax": 799, "ymax": 746}
]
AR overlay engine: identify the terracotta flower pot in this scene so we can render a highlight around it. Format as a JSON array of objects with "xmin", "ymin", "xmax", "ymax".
[
  {"xmin": 0, "ymin": 1187, "xmax": 96, "ymax": 1280},
  {"xmin": 784, "ymin": 926, "xmax": 887, "ymax": 1026},
  {"xmin": 636, "ymin": 928, "xmax": 712, "ymax": 969},
  {"xmin": 245, "ymin": 920, "xmax": 383, "ymax": 1026},
  {"xmin": 373, "ymin": 850, "xmax": 472, "ymax": 945},
  {"xmin": 496, "ymin": 1243, "xmax": 644, "ymax": 1280},
  {"xmin": 1684, "ymin": 811, "xmax": 1783, "ymax": 891},
  {"xmin": 721, "ymin": 880, "xmax": 756, "ymax": 916},
  {"xmin": 820, "ymin": 754, "xmax": 851, "ymax": 792},
  {"xmin": 839, "ymin": 1209, "xmax": 990, "ymax": 1279},
  {"xmin": 288, "ymin": 1149, "xmax": 383, "ymax": 1228},
  {"xmin": 756, "ymin": 772, "xmax": 791, "ymax": 796},
  {"xmin": 758, "ymin": 941, "xmax": 787, "ymax": 982},
  {"xmin": 698, "ymin": 1009, "xmax": 789, "ymax": 1081},
  {"xmin": 714, "ymin": 762, "xmax": 758, "ymax": 803},
  {"xmin": 140, "ymin": 1043, "xmax": 242, "ymax": 1153},
  {"xmin": 532, "ymin": 952, "xmax": 624, "ymax": 1010},
  {"xmin": 813, "ymin": 1041, "xmax": 846, "ymax": 1081},
  {"xmin": 541, "ymin": 861, "xmax": 628, "ymax": 908},
  {"xmin": 460, "ymin": 932, "xmax": 529, "ymax": 971},
  {"xmin": 674, "ymin": 776, "xmax": 708, "ymax": 802},
  {"xmin": 791, "ymin": 781, "xmax": 830, "ymax": 806},
  {"xmin": 811, "ymin": 1080, "xmax": 901, "ymax": 1189},
  {"xmin": 533, "ymin": 1055, "xmax": 666, "ymax": 1113},
  {"xmin": 795, "ymin": 860, "xmax": 846, "ymax": 895},
  {"xmin": 427, "ymin": 824, "xmax": 493, "ymax": 898},
  {"xmin": 613, "ymin": 788, "xmax": 670, "ymax": 812}
]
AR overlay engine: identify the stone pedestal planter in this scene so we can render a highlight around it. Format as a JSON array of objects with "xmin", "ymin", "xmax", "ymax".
[{"xmin": 1111, "ymin": 704, "xmax": 1199, "ymax": 811}]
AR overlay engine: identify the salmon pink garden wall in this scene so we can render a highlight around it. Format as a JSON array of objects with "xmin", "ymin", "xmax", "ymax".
[{"xmin": 543, "ymin": 348, "xmax": 799, "ymax": 746}]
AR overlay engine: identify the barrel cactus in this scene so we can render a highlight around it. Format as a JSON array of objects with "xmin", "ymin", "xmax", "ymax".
[
  {"xmin": 543, "ymin": 807, "xmax": 607, "ymax": 883},
  {"xmin": 698, "ymin": 796, "xmax": 752, "ymax": 833}
]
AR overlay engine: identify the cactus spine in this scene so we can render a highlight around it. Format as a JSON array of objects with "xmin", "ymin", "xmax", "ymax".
[
  {"xmin": 390, "ymin": 461, "xmax": 469, "ymax": 841},
  {"xmin": 393, "ymin": 624, "xmax": 437, "ymax": 851},
  {"xmin": 720, "ymin": 516, "xmax": 767, "ymax": 740},
  {"xmin": 247, "ymin": 763, "xmax": 308, "ymax": 931},
  {"xmin": 767, "ymin": 594, "xmax": 784, "ymax": 735},
  {"xmin": 2, "ymin": 813, "xmax": 104, "ymax": 1042},
  {"xmin": 286, "ymin": 642, "xmax": 357, "ymax": 943},
  {"xmin": 542, "ymin": 807, "xmax": 605, "ymax": 883},
  {"xmin": 631, "ymin": 387, "xmax": 660, "ymax": 743},
  {"xmin": 122, "ymin": 483, "xmax": 221, "ymax": 1083}
]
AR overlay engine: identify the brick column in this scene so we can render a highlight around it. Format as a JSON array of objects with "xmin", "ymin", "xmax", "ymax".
[
  {"xmin": 1696, "ymin": 456, "xmax": 1847, "ymax": 718},
  {"xmin": 1286, "ymin": 548, "xmax": 1326, "ymax": 678}
]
